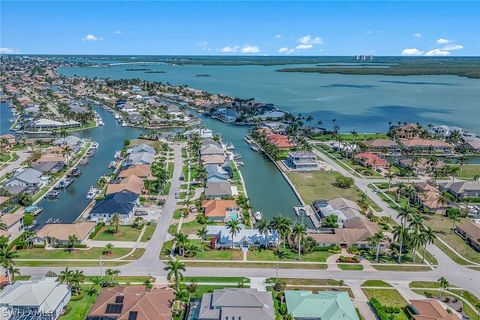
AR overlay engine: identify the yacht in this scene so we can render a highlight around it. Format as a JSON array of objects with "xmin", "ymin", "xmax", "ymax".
[
  {"xmin": 68, "ymin": 167, "xmax": 81, "ymax": 177},
  {"xmin": 46, "ymin": 190, "xmax": 59, "ymax": 199},
  {"xmin": 90, "ymin": 142, "xmax": 99, "ymax": 149},
  {"xmin": 86, "ymin": 186, "xmax": 100, "ymax": 199},
  {"xmin": 254, "ymin": 211, "xmax": 263, "ymax": 221}
]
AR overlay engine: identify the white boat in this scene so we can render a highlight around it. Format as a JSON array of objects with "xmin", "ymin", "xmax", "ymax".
[
  {"xmin": 91, "ymin": 142, "xmax": 99, "ymax": 149},
  {"xmin": 46, "ymin": 190, "xmax": 59, "ymax": 199},
  {"xmin": 254, "ymin": 211, "xmax": 263, "ymax": 221},
  {"xmin": 250, "ymin": 145, "xmax": 260, "ymax": 152},
  {"xmin": 114, "ymin": 150, "xmax": 121, "ymax": 159},
  {"xmin": 114, "ymin": 114, "xmax": 120, "ymax": 119},
  {"xmin": 121, "ymin": 122, "xmax": 128, "ymax": 127},
  {"xmin": 86, "ymin": 186, "xmax": 99, "ymax": 199},
  {"xmin": 226, "ymin": 143, "xmax": 235, "ymax": 150}
]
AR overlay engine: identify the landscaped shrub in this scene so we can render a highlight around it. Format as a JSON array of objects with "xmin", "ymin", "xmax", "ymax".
[
  {"xmin": 89, "ymin": 222, "xmax": 105, "ymax": 239},
  {"xmin": 369, "ymin": 298, "xmax": 403, "ymax": 320}
]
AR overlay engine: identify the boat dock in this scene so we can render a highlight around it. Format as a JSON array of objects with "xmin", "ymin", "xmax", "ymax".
[{"xmin": 294, "ymin": 205, "xmax": 321, "ymax": 228}]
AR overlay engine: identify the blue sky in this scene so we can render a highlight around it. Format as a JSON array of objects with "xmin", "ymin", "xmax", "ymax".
[{"xmin": 1, "ymin": 1, "xmax": 479, "ymax": 56}]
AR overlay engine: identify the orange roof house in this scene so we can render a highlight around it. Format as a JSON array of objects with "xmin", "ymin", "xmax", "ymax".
[
  {"xmin": 118, "ymin": 164, "xmax": 152, "ymax": 179},
  {"xmin": 257, "ymin": 128, "xmax": 294, "ymax": 149},
  {"xmin": 202, "ymin": 200, "xmax": 240, "ymax": 221},
  {"xmin": 106, "ymin": 175, "xmax": 144, "ymax": 195},
  {"xmin": 354, "ymin": 152, "xmax": 389, "ymax": 169},
  {"xmin": 410, "ymin": 299, "xmax": 460, "ymax": 320}
]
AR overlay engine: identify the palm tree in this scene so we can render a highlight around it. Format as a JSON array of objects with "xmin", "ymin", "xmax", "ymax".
[
  {"xmin": 385, "ymin": 171, "xmax": 396, "ymax": 189},
  {"xmin": 0, "ymin": 246, "xmax": 18, "ymax": 284},
  {"xmin": 196, "ymin": 226, "xmax": 208, "ymax": 253},
  {"xmin": 68, "ymin": 234, "xmax": 79, "ymax": 251},
  {"xmin": 257, "ymin": 218, "xmax": 270, "ymax": 249},
  {"xmin": 105, "ymin": 268, "xmax": 121, "ymax": 284},
  {"xmin": 438, "ymin": 277, "xmax": 449, "ymax": 297},
  {"xmin": 226, "ymin": 219, "xmax": 242, "ymax": 249},
  {"xmin": 421, "ymin": 226, "xmax": 436, "ymax": 263},
  {"xmin": 368, "ymin": 231, "xmax": 385, "ymax": 262},
  {"xmin": 8, "ymin": 267, "xmax": 20, "ymax": 282},
  {"xmin": 110, "ymin": 213, "xmax": 121, "ymax": 233},
  {"xmin": 70, "ymin": 270, "xmax": 85, "ymax": 296},
  {"xmin": 164, "ymin": 259, "xmax": 186, "ymax": 290},
  {"xmin": 449, "ymin": 166, "xmax": 460, "ymax": 182},
  {"xmin": 102, "ymin": 243, "xmax": 114, "ymax": 255},
  {"xmin": 397, "ymin": 204, "xmax": 414, "ymax": 227},
  {"xmin": 393, "ymin": 225, "xmax": 409, "ymax": 264},
  {"xmin": 409, "ymin": 231, "xmax": 422, "ymax": 263},
  {"xmin": 173, "ymin": 233, "xmax": 189, "ymax": 256},
  {"xmin": 291, "ymin": 223, "xmax": 307, "ymax": 260},
  {"xmin": 270, "ymin": 216, "xmax": 291, "ymax": 249},
  {"xmin": 447, "ymin": 209, "xmax": 461, "ymax": 230},
  {"xmin": 58, "ymin": 267, "xmax": 73, "ymax": 286}
]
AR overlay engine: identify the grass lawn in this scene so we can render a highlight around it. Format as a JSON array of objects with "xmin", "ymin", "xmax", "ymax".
[
  {"xmin": 15, "ymin": 275, "xmax": 32, "ymax": 281},
  {"xmin": 363, "ymin": 288, "xmax": 408, "ymax": 307},
  {"xmin": 449, "ymin": 289, "xmax": 480, "ymax": 307},
  {"xmin": 140, "ymin": 223, "xmax": 156, "ymax": 242},
  {"xmin": 59, "ymin": 287, "xmax": 97, "ymax": 320},
  {"xmin": 372, "ymin": 265, "xmax": 432, "ymax": 271},
  {"xmin": 287, "ymin": 170, "xmax": 366, "ymax": 204},
  {"xmin": 180, "ymin": 284, "xmax": 238, "ymax": 299},
  {"xmin": 310, "ymin": 133, "xmax": 388, "ymax": 141},
  {"xmin": 448, "ymin": 164, "xmax": 480, "ymax": 180},
  {"xmin": 338, "ymin": 264, "xmax": 364, "ymax": 270},
  {"xmin": 266, "ymin": 278, "xmax": 342, "ymax": 286},
  {"xmin": 14, "ymin": 260, "xmax": 129, "ymax": 267},
  {"xmin": 179, "ymin": 219, "xmax": 206, "ymax": 234},
  {"xmin": 84, "ymin": 275, "xmax": 154, "ymax": 283},
  {"xmin": 423, "ymin": 214, "xmax": 480, "ymax": 264},
  {"xmin": 181, "ymin": 261, "xmax": 328, "ymax": 269},
  {"xmin": 286, "ymin": 286, "xmax": 354, "ymax": 298},
  {"xmin": 14, "ymin": 247, "xmax": 132, "ymax": 260},
  {"xmin": 361, "ymin": 280, "xmax": 392, "ymax": 287},
  {"xmin": 92, "ymin": 226, "xmax": 142, "ymax": 242},
  {"xmin": 161, "ymin": 240, "xmax": 244, "ymax": 260},
  {"xmin": 183, "ymin": 276, "xmax": 250, "ymax": 283},
  {"xmin": 247, "ymin": 248, "xmax": 333, "ymax": 262}
]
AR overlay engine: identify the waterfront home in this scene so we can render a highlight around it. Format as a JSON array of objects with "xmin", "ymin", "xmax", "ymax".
[
  {"xmin": 353, "ymin": 152, "xmax": 389, "ymax": 170},
  {"xmin": 118, "ymin": 164, "xmax": 153, "ymax": 180},
  {"xmin": 86, "ymin": 286, "xmax": 174, "ymax": 320},
  {"xmin": 362, "ymin": 138, "xmax": 398, "ymax": 152},
  {"xmin": 399, "ymin": 138, "xmax": 453, "ymax": 153},
  {"xmin": 428, "ymin": 125, "xmax": 463, "ymax": 138},
  {"xmin": 32, "ymin": 155, "xmax": 66, "ymax": 173},
  {"xmin": 205, "ymin": 164, "xmax": 230, "ymax": 182},
  {"xmin": 0, "ymin": 278, "xmax": 71, "ymax": 320},
  {"xmin": 127, "ymin": 143, "xmax": 155, "ymax": 155},
  {"xmin": 410, "ymin": 299, "xmax": 460, "ymax": 320},
  {"xmin": 202, "ymin": 199, "xmax": 240, "ymax": 222},
  {"xmin": 124, "ymin": 151, "xmax": 154, "ymax": 167},
  {"xmin": 455, "ymin": 221, "xmax": 480, "ymax": 252},
  {"xmin": 308, "ymin": 216, "xmax": 385, "ymax": 249},
  {"xmin": 398, "ymin": 158, "xmax": 445, "ymax": 175},
  {"xmin": 263, "ymin": 121, "xmax": 288, "ymax": 134},
  {"xmin": 53, "ymin": 135, "xmax": 83, "ymax": 147},
  {"xmin": 331, "ymin": 141, "xmax": 359, "ymax": 154},
  {"xmin": 204, "ymin": 181, "xmax": 234, "ymax": 199},
  {"xmin": 258, "ymin": 110, "xmax": 287, "ymax": 120},
  {"xmin": 463, "ymin": 137, "xmax": 480, "ymax": 152},
  {"xmin": 413, "ymin": 182, "xmax": 448, "ymax": 213},
  {"xmin": 389, "ymin": 123, "xmax": 424, "ymax": 139},
  {"xmin": 312, "ymin": 198, "xmax": 363, "ymax": 226},
  {"xmin": 106, "ymin": 175, "xmax": 144, "ymax": 195},
  {"xmin": 0, "ymin": 213, "xmax": 24, "ymax": 242},
  {"xmin": 201, "ymin": 154, "xmax": 226, "ymax": 166},
  {"xmin": 212, "ymin": 108, "xmax": 240, "ymax": 122},
  {"xmin": 284, "ymin": 151, "xmax": 318, "ymax": 171},
  {"xmin": 0, "ymin": 134, "xmax": 16, "ymax": 149},
  {"xmin": 4, "ymin": 168, "xmax": 43, "ymax": 190},
  {"xmin": 200, "ymin": 142, "xmax": 224, "ymax": 156},
  {"xmin": 206, "ymin": 224, "xmax": 279, "ymax": 248},
  {"xmin": 89, "ymin": 190, "xmax": 139, "ymax": 222},
  {"xmin": 284, "ymin": 290, "xmax": 359, "ymax": 320},
  {"xmin": 183, "ymin": 128, "xmax": 213, "ymax": 139},
  {"xmin": 439, "ymin": 180, "xmax": 480, "ymax": 199},
  {"xmin": 195, "ymin": 288, "xmax": 275, "ymax": 320},
  {"xmin": 30, "ymin": 118, "xmax": 81, "ymax": 131},
  {"xmin": 34, "ymin": 222, "xmax": 96, "ymax": 247},
  {"xmin": 257, "ymin": 128, "xmax": 294, "ymax": 149}
]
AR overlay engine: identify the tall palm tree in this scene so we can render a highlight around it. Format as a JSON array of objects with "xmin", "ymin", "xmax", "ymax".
[
  {"xmin": 0, "ymin": 246, "xmax": 18, "ymax": 284},
  {"xmin": 385, "ymin": 171, "xmax": 396, "ymax": 189},
  {"xmin": 291, "ymin": 223, "xmax": 307, "ymax": 260},
  {"xmin": 447, "ymin": 209, "xmax": 461, "ymax": 230},
  {"xmin": 70, "ymin": 270, "xmax": 85, "ymax": 296},
  {"xmin": 397, "ymin": 204, "xmax": 414, "ymax": 227},
  {"xmin": 173, "ymin": 233, "xmax": 189, "ymax": 256},
  {"xmin": 438, "ymin": 277, "xmax": 449, "ymax": 297},
  {"xmin": 409, "ymin": 231, "xmax": 422, "ymax": 263},
  {"xmin": 421, "ymin": 226, "xmax": 436, "ymax": 263},
  {"xmin": 226, "ymin": 219, "xmax": 242, "ymax": 249},
  {"xmin": 270, "ymin": 216, "xmax": 291, "ymax": 249},
  {"xmin": 8, "ymin": 267, "xmax": 20, "ymax": 282},
  {"xmin": 110, "ymin": 213, "xmax": 121, "ymax": 234},
  {"xmin": 58, "ymin": 267, "xmax": 73, "ymax": 286},
  {"xmin": 368, "ymin": 231, "xmax": 385, "ymax": 262},
  {"xmin": 393, "ymin": 225, "xmax": 409, "ymax": 264},
  {"xmin": 196, "ymin": 226, "xmax": 208, "ymax": 253},
  {"xmin": 408, "ymin": 214, "xmax": 424, "ymax": 234},
  {"xmin": 257, "ymin": 218, "xmax": 270, "ymax": 249},
  {"xmin": 68, "ymin": 234, "xmax": 79, "ymax": 251},
  {"xmin": 164, "ymin": 259, "xmax": 186, "ymax": 290}
]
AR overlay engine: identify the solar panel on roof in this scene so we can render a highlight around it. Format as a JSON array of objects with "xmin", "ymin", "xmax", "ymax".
[
  {"xmin": 128, "ymin": 311, "xmax": 138, "ymax": 320},
  {"xmin": 115, "ymin": 296, "xmax": 125, "ymax": 303},
  {"xmin": 105, "ymin": 303, "xmax": 123, "ymax": 314}
]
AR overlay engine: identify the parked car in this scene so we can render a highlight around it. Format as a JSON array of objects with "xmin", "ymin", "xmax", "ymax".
[{"xmin": 135, "ymin": 210, "xmax": 148, "ymax": 216}]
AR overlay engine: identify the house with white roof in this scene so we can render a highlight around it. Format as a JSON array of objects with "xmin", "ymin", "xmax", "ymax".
[
  {"xmin": 206, "ymin": 224, "xmax": 279, "ymax": 248},
  {"xmin": 0, "ymin": 278, "xmax": 70, "ymax": 320}
]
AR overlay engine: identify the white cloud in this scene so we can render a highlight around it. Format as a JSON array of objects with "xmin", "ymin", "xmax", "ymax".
[
  {"xmin": 240, "ymin": 45, "xmax": 260, "ymax": 54},
  {"xmin": 298, "ymin": 35, "xmax": 323, "ymax": 45},
  {"xmin": 278, "ymin": 47, "xmax": 295, "ymax": 54},
  {"xmin": 296, "ymin": 44, "xmax": 313, "ymax": 50},
  {"xmin": 274, "ymin": 34, "xmax": 282, "ymax": 39},
  {"xmin": 425, "ymin": 49, "xmax": 451, "ymax": 56},
  {"xmin": 413, "ymin": 33, "xmax": 422, "ymax": 38},
  {"xmin": 82, "ymin": 34, "xmax": 102, "ymax": 42},
  {"xmin": 221, "ymin": 46, "xmax": 239, "ymax": 53},
  {"xmin": 401, "ymin": 48, "xmax": 424, "ymax": 56},
  {"xmin": 443, "ymin": 44, "xmax": 463, "ymax": 51},
  {"xmin": 114, "ymin": 30, "xmax": 122, "ymax": 35},
  {"xmin": 0, "ymin": 47, "xmax": 19, "ymax": 54},
  {"xmin": 436, "ymin": 38, "xmax": 451, "ymax": 44}
]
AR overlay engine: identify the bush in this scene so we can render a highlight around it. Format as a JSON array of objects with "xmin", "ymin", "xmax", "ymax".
[
  {"xmin": 89, "ymin": 223, "xmax": 105, "ymax": 239},
  {"xmin": 370, "ymin": 298, "xmax": 402, "ymax": 320},
  {"xmin": 335, "ymin": 175, "xmax": 354, "ymax": 188}
]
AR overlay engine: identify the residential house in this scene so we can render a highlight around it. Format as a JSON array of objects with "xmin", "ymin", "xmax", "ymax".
[
  {"xmin": 311, "ymin": 198, "xmax": 363, "ymax": 226},
  {"xmin": 200, "ymin": 143, "xmax": 224, "ymax": 156},
  {"xmin": 32, "ymin": 155, "xmax": 66, "ymax": 173},
  {"xmin": 118, "ymin": 164, "xmax": 152, "ymax": 179},
  {"xmin": 183, "ymin": 128, "xmax": 213, "ymax": 139},
  {"xmin": 0, "ymin": 213, "xmax": 24, "ymax": 242},
  {"xmin": 399, "ymin": 139, "xmax": 453, "ymax": 153},
  {"xmin": 257, "ymin": 128, "xmax": 294, "ymax": 150},
  {"xmin": 455, "ymin": 221, "xmax": 480, "ymax": 252},
  {"xmin": 308, "ymin": 216, "xmax": 385, "ymax": 249},
  {"xmin": 89, "ymin": 190, "xmax": 139, "ymax": 222},
  {"xmin": 413, "ymin": 182, "xmax": 448, "ymax": 213},
  {"xmin": 439, "ymin": 180, "xmax": 480, "ymax": 199},
  {"xmin": 463, "ymin": 137, "xmax": 480, "ymax": 152},
  {"xmin": 4, "ymin": 168, "xmax": 43, "ymax": 190},
  {"xmin": 127, "ymin": 143, "xmax": 155, "ymax": 155},
  {"xmin": 410, "ymin": 299, "xmax": 460, "ymax": 320},
  {"xmin": 206, "ymin": 224, "xmax": 279, "ymax": 248},
  {"xmin": 354, "ymin": 152, "xmax": 389, "ymax": 170},
  {"xmin": 195, "ymin": 288, "xmax": 275, "ymax": 320},
  {"xmin": 30, "ymin": 118, "xmax": 81, "ymax": 131},
  {"xmin": 390, "ymin": 123, "xmax": 424, "ymax": 139},
  {"xmin": 106, "ymin": 175, "xmax": 144, "ymax": 195},
  {"xmin": 124, "ymin": 152, "xmax": 154, "ymax": 167},
  {"xmin": 212, "ymin": 108, "xmax": 240, "ymax": 122},
  {"xmin": 0, "ymin": 278, "xmax": 71, "ymax": 320},
  {"xmin": 202, "ymin": 200, "xmax": 240, "ymax": 222},
  {"xmin": 86, "ymin": 286, "xmax": 174, "ymax": 320},
  {"xmin": 284, "ymin": 151, "xmax": 318, "ymax": 171},
  {"xmin": 204, "ymin": 182, "xmax": 234, "ymax": 199},
  {"xmin": 53, "ymin": 135, "xmax": 83, "ymax": 148},
  {"xmin": 201, "ymin": 155, "xmax": 226, "ymax": 166},
  {"xmin": 398, "ymin": 158, "xmax": 445, "ymax": 175},
  {"xmin": 0, "ymin": 134, "xmax": 16, "ymax": 149},
  {"xmin": 362, "ymin": 139, "xmax": 398, "ymax": 152},
  {"xmin": 284, "ymin": 290, "xmax": 359, "ymax": 320},
  {"xmin": 34, "ymin": 222, "xmax": 96, "ymax": 247},
  {"xmin": 205, "ymin": 164, "xmax": 230, "ymax": 182},
  {"xmin": 428, "ymin": 125, "xmax": 463, "ymax": 138}
]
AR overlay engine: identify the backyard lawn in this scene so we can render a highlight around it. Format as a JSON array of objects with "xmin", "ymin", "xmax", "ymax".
[
  {"xmin": 59, "ymin": 287, "xmax": 97, "ymax": 320},
  {"xmin": 363, "ymin": 288, "xmax": 408, "ymax": 308},
  {"xmin": 92, "ymin": 225, "xmax": 142, "ymax": 242}
]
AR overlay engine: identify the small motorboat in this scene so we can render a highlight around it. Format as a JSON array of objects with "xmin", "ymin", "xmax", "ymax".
[
  {"xmin": 79, "ymin": 157, "xmax": 89, "ymax": 165},
  {"xmin": 86, "ymin": 149, "xmax": 95, "ymax": 157},
  {"xmin": 254, "ymin": 211, "xmax": 263, "ymax": 221},
  {"xmin": 226, "ymin": 143, "xmax": 235, "ymax": 150},
  {"xmin": 68, "ymin": 167, "xmax": 81, "ymax": 177},
  {"xmin": 91, "ymin": 142, "xmax": 99, "ymax": 149},
  {"xmin": 24, "ymin": 205, "xmax": 42, "ymax": 216},
  {"xmin": 46, "ymin": 190, "xmax": 59, "ymax": 199},
  {"xmin": 86, "ymin": 186, "xmax": 99, "ymax": 199},
  {"xmin": 114, "ymin": 151, "xmax": 121, "ymax": 159}
]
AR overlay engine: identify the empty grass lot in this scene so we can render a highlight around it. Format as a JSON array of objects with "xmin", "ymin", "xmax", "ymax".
[
  {"xmin": 14, "ymin": 247, "xmax": 133, "ymax": 260},
  {"xmin": 92, "ymin": 226, "xmax": 142, "ymax": 242}
]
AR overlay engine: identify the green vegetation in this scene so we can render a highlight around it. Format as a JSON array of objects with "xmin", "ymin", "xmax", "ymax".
[
  {"xmin": 372, "ymin": 265, "xmax": 431, "ymax": 271},
  {"xmin": 361, "ymin": 280, "xmax": 392, "ymax": 287},
  {"xmin": 140, "ymin": 222, "xmax": 156, "ymax": 242},
  {"xmin": 363, "ymin": 289, "xmax": 409, "ymax": 320},
  {"xmin": 183, "ymin": 276, "xmax": 250, "ymax": 283},
  {"xmin": 14, "ymin": 247, "xmax": 133, "ymax": 260},
  {"xmin": 59, "ymin": 286, "xmax": 97, "ymax": 320},
  {"xmin": 247, "ymin": 247, "xmax": 333, "ymax": 262},
  {"xmin": 92, "ymin": 225, "xmax": 142, "ymax": 242},
  {"xmin": 369, "ymin": 297, "xmax": 409, "ymax": 320},
  {"xmin": 180, "ymin": 261, "xmax": 328, "ymax": 269},
  {"xmin": 413, "ymin": 289, "xmax": 478, "ymax": 320},
  {"xmin": 338, "ymin": 263, "xmax": 364, "ymax": 270},
  {"xmin": 266, "ymin": 278, "xmax": 342, "ymax": 286},
  {"xmin": 309, "ymin": 132, "xmax": 388, "ymax": 141}
]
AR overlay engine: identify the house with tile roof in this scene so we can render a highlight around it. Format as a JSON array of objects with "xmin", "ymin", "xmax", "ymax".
[
  {"xmin": 34, "ymin": 222, "xmax": 96, "ymax": 247},
  {"xmin": 284, "ymin": 290, "xmax": 359, "ymax": 320},
  {"xmin": 0, "ymin": 213, "xmax": 24, "ymax": 242},
  {"xmin": 202, "ymin": 200, "xmax": 240, "ymax": 222},
  {"xmin": 118, "ymin": 164, "xmax": 152, "ymax": 179},
  {"xmin": 439, "ymin": 180, "xmax": 480, "ymax": 199},
  {"xmin": 354, "ymin": 152, "xmax": 389, "ymax": 169},
  {"xmin": 455, "ymin": 221, "xmax": 480, "ymax": 252},
  {"xmin": 106, "ymin": 175, "xmax": 144, "ymax": 195},
  {"xmin": 410, "ymin": 299, "xmax": 460, "ymax": 320}
]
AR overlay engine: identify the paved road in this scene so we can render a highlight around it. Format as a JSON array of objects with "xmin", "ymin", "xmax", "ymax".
[{"xmin": 0, "ymin": 151, "xmax": 29, "ymax": 179}]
